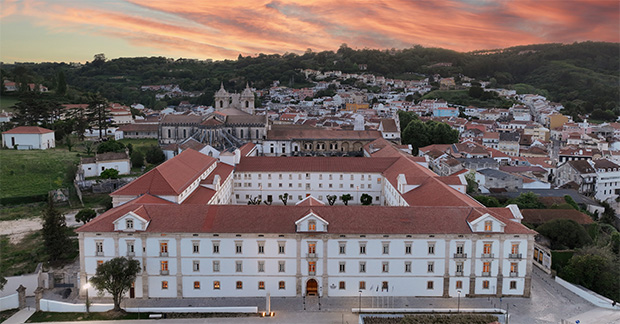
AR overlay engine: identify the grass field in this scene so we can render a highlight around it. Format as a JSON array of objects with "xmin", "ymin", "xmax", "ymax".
[
  {"xmin": 0, "ymin": 148, "xmax": 79, "ymax": 199},
  {"xmin": 118, "ymin": 138, "xmax": 158, "ymax": 153},
  {"xmin": 0, "ymin": 96, "xmax": 20, "ymax": 112}
]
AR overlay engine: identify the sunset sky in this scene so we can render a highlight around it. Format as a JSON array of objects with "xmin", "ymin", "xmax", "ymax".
[{"xmin": 1, "ymin": 0, "xmax": 619, "ymax": 63}]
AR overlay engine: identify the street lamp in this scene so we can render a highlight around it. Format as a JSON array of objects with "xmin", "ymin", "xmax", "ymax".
[
  {"xmin": 83, "ymin": 280, "xmax": 91, "ymax": 314},
  {"xmin": 358, "ymin": 290, "xmax": 362, "ymax": 313},
  {"xmin": 457, "ymin": 290, "xmax": 461, "ymax": 313}
]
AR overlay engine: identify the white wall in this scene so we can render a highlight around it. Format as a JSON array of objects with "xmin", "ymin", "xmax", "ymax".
[
  {"xmin": 0, "ymin": 294, "xmax": 19, "ymax": 311},
  {"xmin": 0, "ymin": 273, "xmax": 39, "ymax": 297},
  {"xmin": 2, "ymin": 133, "xmax": 54, "ymax": 150}
]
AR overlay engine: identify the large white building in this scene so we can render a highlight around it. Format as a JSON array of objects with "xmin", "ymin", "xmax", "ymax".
[
  {"xmin": 2, "ymin": 126, "xmax": 55, "ymax": 150},
  {"xmin": 78, "ymin": 139, "xmax": 536, "ymax": 300}
]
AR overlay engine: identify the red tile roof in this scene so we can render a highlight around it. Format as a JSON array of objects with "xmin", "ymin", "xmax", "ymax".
[
  {"xmin": 2, "ymin": 126, "xmax": 54, "ymax": 134},
  {"xmin": 111, "ymin": 149, "xmax": 216, "ymax": 197},
  {"xmin": 296, "ymin": 196, "xmax": 325, "ymax": 206},
  {"xmin": 77, "ymin": 204, "xmax": 535, "ymax": 235},
  {"xmin": 181, "ymin": 186, "xmax": 216, "ymax": 205},
  {"xmin": 235, "ymin": 157, "xmax": 400, "ymax": 173}
]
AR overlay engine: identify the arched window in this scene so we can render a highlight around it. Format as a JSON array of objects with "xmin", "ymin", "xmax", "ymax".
[{"xmin": 219, "ymin": 100, "xmax": 223, "ymax": 107}]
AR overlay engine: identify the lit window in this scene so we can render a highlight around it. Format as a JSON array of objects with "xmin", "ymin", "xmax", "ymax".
[
  {"xmin": 213, "ymin": 281, "xmax": 220, "ymax": 290},
  {"xmin": 308, "ymin": 243, "xmax": 316, "ymax": 254},
  {"xmin": 484, "ymin": 221, "xmax": 492, "ymax": 231},
  {"xmin": 308, "ymin": 221, "xmax": 316, "ymax": 231},
  {"xmin": 483, "ymin": 262, "xmax": 490, "ymax": 274},
  {"xmin": 194, "ymin": 281, "xmax": 200, "ymax": 289},
  {"xmin": 162, "ymin": 281, "xmax": 168, "ymax": 289},
  {"xmin": 236, "ymin": 281, "xmax": 243, "ymax": 289},
  {"xmin": 483, "ymin": 243, "xmax": 492, "ymax": 255},
  {"xmin": 511, "ymin": 243, "xmax": 519, "ymax": 254},
  {"xmin": 456, "ymin": 281, "xmax": 463, "ymax": 289},
  {"xmin": 510, "ymin": 262, "xmax": 518, "ymax": 274},
  {"xmin": 483, "ymin": 280, "xmax": 490, "ymax": 289},
  {"xmin": 308, "ymin": 262, "xmax": 316, "ymax": 273},
  {"xmin": 279, "ymin": 281, "xmax": 286, "ymax": 290},
  {"xmin": 160, "ymin": 242, "xmax": 168, "ymax": 255},
  {"xmin": 258, "ymin": 281, "xmax": 265, "ymax": 290},
  {"xmin": 96, "ymin": 260, "xmax": 103, "ymax": 266},
  {"xmin": 339, "ymin": 281, "xmax": 346, "ymax": 290},
  {"xmin": 359, "ymin": 281, "xmax": 366, "ymax": 290},
  {"xmin": 161, "ymin": 261, "xmax": 168, "ymax": 272}
]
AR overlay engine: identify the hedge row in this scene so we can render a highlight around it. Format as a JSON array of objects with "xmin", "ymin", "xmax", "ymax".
[{"xmin": 0, "ymin": 194, "xmax": 48, "ymax": 206}]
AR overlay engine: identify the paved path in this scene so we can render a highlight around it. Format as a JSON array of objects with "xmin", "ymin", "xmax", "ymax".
[{"xmin": 2, "ymin": 308, "xmax": 35, "ymax": 324}]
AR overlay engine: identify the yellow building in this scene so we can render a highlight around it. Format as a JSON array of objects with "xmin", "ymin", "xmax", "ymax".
[
  {"xmin": 548, "ymin": 113, "xmax": 569, "ymax": 130},
  {"xmin": 344, "ymin": 103, "xmax": 369, "ymax": 111}
]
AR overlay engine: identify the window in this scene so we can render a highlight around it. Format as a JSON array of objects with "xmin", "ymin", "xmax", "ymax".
[
  {"xmin": 194, "ymin": 281, "xmax": 200, "ymax": 289},
  {"xmin": 427, "ymin": 262, "xmax": 434, "ymax": 273},
  {"xmin": 482, "ymin": 280, "xmax": 490, "ymax": 289},
  {"xmin": 162, "ymin": 281, "xmax": 168, "ymax": 289},
  {"xmin": 258, "ymin": 242, "xmax": 265, "ymax": 254},
  {"xmin": 510, "ymin": 281, "xmax": 517, "ymax": 289},
  {"xmin": 382, "ymin": 262, "xmax": 389, "ymax": 273},
  {"xmin": 482, "ymin": 262, "xmax": 490, "ymax": 275},
  {"xmin": 308, "ymin": 243, "xmax": 316, "ymax": 254},
  {"xmin": 126, "ymin": 219, "xmax": 134, "ymax": 229},
  {"xmin": 456, "ymin": 262, "xmax": 464, "ymax": 274},
  {"xmin": 511, "ymin": 243, "xmax": 519, "ymax": 255},
  {"xmin": 258, "ymin": 281, "xmax": 265, "ymax": 290},
  {"xmin": 456, "ymin": 280, "xmax": 463, "ymax": 289},
  {"xmin": 308, "ymin": 262, "xmax": 316, "ymax": 273},
  {"xmin": 456, "ymin": 243, "xmax": 464, "ymax": 255},
  {"xmin": 278, "ymin": 242, "xmax": 285, "ymax": 254},
  {"xmin": 382, "ymin": 242, "xmax": 390, "ymax": 254},
  {"xmin": 258, "ymin": 261, "xmax": 265, "ymax": 272},
  {"xmin": 192, "ymin": 242, "xmax": 199, "ymax": 253},
  {"xmin": 235, "ymin": 242, "xmax": 242, "ymax": 254},
  {"xmin": 382, "ymin": 281, "xmax": 389, "ymax": 291},
  {"xmin": 236, "ymin": 261, "xmax": 243, "ymax": 272},
  {"xmin": 405, "ymin": 262, "xmax": 412, "ymax": 273},
  {"xmin": 213, "ymin": 281, "xmax": 220, "ymax": 290},
  {"xmin": 193, "ymin": 261, "xmax": 200, "ymax": 272},
  {"xmin": 236, "ymin": 281, "xmax": 243, "ymax": 289},
  {"xmin": 160, "ymin": 261, "xmax": 168, "ymax": 274},
  {"xmin": 359, "ymin": 243, "xmax": 366, "ymax": 255},
  {"xmin": 428, "ymin": 242, "xmax": 435, "ymax": 255},
  {"xmin": 339, "ymin": 242, "xmax": 346, "ymax": 254},
  {"xmin": 484, "ymin": 221, "xmax": 492, "ymax": 231},
  {"xmin": 279, "ymin": 261, "xmax": 285, "ymax": 273},
  {"xmin": 359, "ymin": 281, "xmax": 366, "ymax": 290},
  {"xmin": 405, "ymin": 243, "xmax": 412, "ymax": 254},
  {"xmin": 308, "ymin": 221, "xmax": 316, "ymax": 231},
  {"xmin": 510, "ymin": 262, "xmax": 518, "ymax": 274},
  {"xmin": 160, "ymin": 242, "xmax": 168, "ymax": 256},
  {"xmin": 95, "ymin": 241, "xmax": 103, "ymax": 255},
  {"xmin": 427, "ymin": 281, "xmax": 434, "ymax": 290},
  {"xmin": 97, "ymin": 260, "xmax": 103, "ymax": 266},
  {"xmin": 213, "ymin": 242, "xmax": 220, "ymax": 254},
  {"xmin": 213, "ymin": 261, "xmax": 220, "ymax": 272},
  {"xmin": 279, "ymin": 281, "xmax": 285, "ymax": 290},
  {"xmin": 127, "ymin": 242, "xmax": 135, "ymax": 255},
  {"xmin": 339, "ymin": 262, "xmax": 346, "ymax": 273},
  {"xmin": 339, "ymin": 281, "xmax": 346, "ymax": 290}
]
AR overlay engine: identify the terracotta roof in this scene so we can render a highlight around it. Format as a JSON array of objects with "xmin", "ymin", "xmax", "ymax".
[
  {"xmin": 238, "ymin": 143, "xmax": 256, "ymax": 157},
  {"xmin": 181, "ymin": 186, "xmax": 216, "ymax": 205},
  {"xmin": 235, "ymin": 157, "xmax": 399, "ymax": 173},
  {"xmin": 77, "ymin": 204, "xmax": 534, "ymax": 235},
  {"xmin": 296, "ymin": 196, "xmax": 325, "ymax": 206},
  {"xmin": 179, "ymin": 138, "xmax": 206, "ymax": 151},
  {"xmin": 81, "ymin": 152, "xmax": 129, "ymax": 164},
  {"xmin": 2, "ymin": 126, "xmax": 54, "ymax": 134},
  {"xmin": 267, "ymin": 125, "xmax": 382, "ymax": 141},
  {"xmin": 520, "ymin": 209, "xmax": 593, "ymax": 225},
  {"xmin": 380, "ymin": 119, "xmax": 398, "ymax": 132},
  {"xmin": 161, "ymin": 114, "xmax": 203, "ymax": 124},
  {"xmin": 117, "ymin": 123, "xmax": 158, "ymax": 132},
  {"xmin": 204, "ymin": 163, "xmax": 234, "ymax": 183},
  {"xmin": 111, "ymin": 149, "xmax": 216, "ymax": 197}
]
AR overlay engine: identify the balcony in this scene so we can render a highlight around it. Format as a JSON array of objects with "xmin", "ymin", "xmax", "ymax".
[
  {"xmin": 481, "ymin": 253, "xmax": 494, "ymax": 259},
  {"xmin": 96, "ymin": 252, "xmax": 104, "ymax": 256},
  {"xmin": 508, "ymin": 253, "xmax": 522, "ymax": 259},
  {"xmin": 306, "ymin": 253, "xmax": 318, "ymax": 258},
  {"xmin": 509, "ymin": 272, "xmax": 518, "ymax": 277},
  {"xmin": 453, "ymin": 253, "xmax": 467, "ymax": 258},
  {"xmin": 160, "ymin": 252, "xmax": 168, "ymax": 257},
  {"xmin": 455, "ymin": 271, "xmax": 463, "ymax": 277},
  {"xmin": 127, "ymin": 252, "xmax": 135, "ymax": 257},
  {"xmin": 160, "ymin": 270, "xmax": 169, "ymax": 275},
  {"xmin": 482, "ymin": 272, "xmax": 491, "ymax": 277},
  {"xmin": 308, "ymin": 271, "xmax": 315, "ymax": 276}
]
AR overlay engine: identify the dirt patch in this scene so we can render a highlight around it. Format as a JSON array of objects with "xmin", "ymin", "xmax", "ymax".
[{"xmin": 0, "ymin": 218, "xmax": 42, "ymax": 244}]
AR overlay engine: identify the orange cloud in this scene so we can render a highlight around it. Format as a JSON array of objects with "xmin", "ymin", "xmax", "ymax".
[{"xmin": 3, "ymin": 0, "xmax": 618, "ymax": 61}]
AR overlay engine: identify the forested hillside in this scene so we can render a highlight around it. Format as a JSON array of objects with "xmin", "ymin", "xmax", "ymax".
[{"xmin": 1, "ymin": 42, "xmax": 618, "ymax": 117}]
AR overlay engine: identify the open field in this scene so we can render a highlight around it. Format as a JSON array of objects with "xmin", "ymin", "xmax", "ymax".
[
  {"xmin": 0, "ymin": 96, "xmax": 20, "ymax": 112},
  {"xmin": 118, "ymin": 138, "xmax": 159, "ymax": 152},
  {"xmin": 0, "ymin": 148, "xmax": 79, "ymax": 200}
]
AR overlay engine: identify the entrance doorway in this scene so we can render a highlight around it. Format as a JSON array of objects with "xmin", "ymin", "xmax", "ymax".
[
  {"xmin": 129, "ymin": 282, "xmax": 135, "ymax": 298},
  {"xmin": 306, "ymin": 279, "xmax": 318, "ymax": 296}
]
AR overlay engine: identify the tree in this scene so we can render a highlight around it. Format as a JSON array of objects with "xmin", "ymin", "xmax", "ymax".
[
  {"xmin": 145, "ymin": 145, "xmax": 165, "ymax": 164},
  {"xmin": 89, "ymin": 257, "xmax": 141, "ymax": 311},
  {"xmin": 536, "ymin": 219, "xmax": 592, "ymax": 250},
  {"xmin": 100, "ymin": 168, "xmax": 120, "ymax": 179},
  {"xmin": 92, "ymin": 53, "xmax": 106, "ymax": 68},
  {"xmin": 42, "ymin": 199, "xmax": 72, "ymax": 262},
  {"xmin": 68, "ymin": 106, "xmax": 89, "ymax": 141},
  {"xmin": 247, "ymin": 196, "xmax": 262, "ymax": 205},
  {"xmin": 599, "ymin": 201, "xmax": 618, "ymax": 230},
  {"xmin": 474, "ymin": 195, "xmax": 500, "ymax": 207},
  {"xmin": 0, "ymin": 274, "xmax": 6, "ymax": 291},
  {"xmin": 87, "ymin": 93, "xmax": 113, "ymax": 139},
  {"xmin": 65, "ymin": 136, "xmax": 73, "ymax": 152},
  {"xmin": 327, "ymin": 195, "xmax": 337, "ymax": 206},
  {"xmin": 508, "ymin": 192, "xmax": 545, "ymax": 209},
  {"xmin": 560, "ymin": 246, "xmax": 620, "ymax": 301},
  {"xmin": 340, "ymin": 194, "xmax": 352, "ymax": 206},
  {"xmin": 56, "ymin": 71, "xmax": 67, "ymax": 96},
  {"xmin": 97, "ymin": 139, "xmax": 126, "ymax": 154},
  {"xmin": 465, "ymin": 171, "xmax": 478, "ymax": 195},
  {"xmin": 83, "ymin": 141, "xmax": 95, "ymax": 155},
  {"xmin": 279, "ymin": 193, "xmax": 289, "ymax": 205},
  {"xmin": 75, "ymin": 208, "xmax": 97, "ymax": 224},
  {"xmin": 130, "ymin": 151, "xmax": 144, "ymax": 168},
  {"xmin": 360, "ymin": 193, "xmax": 373, "ymax": 205}
]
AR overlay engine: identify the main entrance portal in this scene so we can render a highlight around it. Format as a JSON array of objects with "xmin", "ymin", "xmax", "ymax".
[{"xmin": 306, "ymin": 279, "xmax": 318, "ymax": 296}]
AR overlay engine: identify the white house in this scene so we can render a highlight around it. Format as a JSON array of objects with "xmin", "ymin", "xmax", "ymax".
[
  {"xmin": 2, "ymin": 126, "xmax": 55, "ymax": 149},
  {"xmin": 79, "ymin": 152, "xmax": 131, "ymax": 178}
]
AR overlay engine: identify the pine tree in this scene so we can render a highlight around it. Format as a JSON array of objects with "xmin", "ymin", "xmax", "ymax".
[
  {"xmin": 42, "ymin": 198, "xmax": 72, "ymax": 262},
  {"xmin": 56, "ymin": 71, "xmax": 67, "ymax": 96}
]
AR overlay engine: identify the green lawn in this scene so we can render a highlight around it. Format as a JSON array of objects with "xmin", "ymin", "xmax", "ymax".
[
  {"xmin": 0, "ymin": 148, "xmax": 80, "ymax": 199},
  {"xmin": 118, "ymin": 138, "xmax": 158, "ymax": 153},
  {"xmin": 0, "ymin": 96, "xmax": 20, "ymax": 112}
]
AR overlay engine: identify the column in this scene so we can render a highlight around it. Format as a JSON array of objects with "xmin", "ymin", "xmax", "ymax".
[
  {"xmin": 468, "ymin": 238, "xmax": 477, "ymax": 296},
  {"xmin": 442, "ymin": 238, "xmax": 450, "ymax": 297},
  {"xmin": 176, "ymin": 235, "xmax": 183, "ymax": 299}
]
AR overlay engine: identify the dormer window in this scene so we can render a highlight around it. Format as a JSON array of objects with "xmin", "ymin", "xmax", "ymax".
[
  {"xmin": 308, "ymin": 220, "xmax": 316, "ymax": 231},
  {"xmin": 126, "ymin": 219, "xmax": 134, "ymax": 229},
  {"xmin": 484, "ymin": 221, "xmax": 492, "ymax": 231}
]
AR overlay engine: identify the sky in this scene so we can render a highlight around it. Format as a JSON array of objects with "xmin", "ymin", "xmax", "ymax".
[{"xmin": 1, "ymin": 0, "xmax": 619, "ymax": 63}]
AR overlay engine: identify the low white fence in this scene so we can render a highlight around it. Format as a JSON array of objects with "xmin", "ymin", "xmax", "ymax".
[
  {"xmin": 39, "ymin": 299, "xmax": 257, "ymax": 313},
  {"xmin": 0, "ymin": 273, "xmax": 40, "ymax": 298},
  {"xmin": 0, "ymin": 293, "xmax": 19, "ymax": 311},
  {"xmin": 555, "ymin": 276, "xmax": 619, "ymax": 310}
]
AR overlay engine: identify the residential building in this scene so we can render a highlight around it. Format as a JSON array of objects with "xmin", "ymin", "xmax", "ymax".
[
  {"xmin": 79, "ymin": 152, "xmax": 131, "ymax": 178},
  {"xmin": 2, "ymin": 126, "xmax": 55, "ymax": 150}
]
